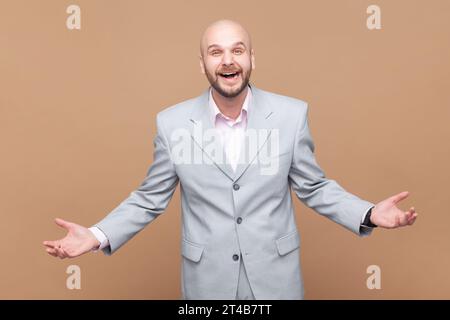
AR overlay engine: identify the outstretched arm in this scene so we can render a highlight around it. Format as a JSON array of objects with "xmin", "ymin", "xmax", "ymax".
[
  {"xmin": 288, "ymin": 104, "xmax": 417, "ymax": 235},
  {"xmin": 43, "ymin": 112, "xmax": 179, "ymax": 258}
]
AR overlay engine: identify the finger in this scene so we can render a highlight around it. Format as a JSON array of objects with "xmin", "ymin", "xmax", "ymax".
[
  {"xmin": 59, "ymin": 244, "xmax": 73, "ymax": 258},
  {"xmin": 398, "ymin": 212, "xmax": 409, "ymax": 226},
  {"xmin": 52, "ymin": 241, "xmax": 67, "ymax": 259},
  {"xmin": 54, "ymin": 218, "xmax": 72, "ymax": 231},
  {"xmin": 44, "ymin": 243, "xmax": 56, "ymax": 249},
  {"xmin": 404, "ymin": 211, "xmax": 412, "ymax": 220},
  {"xmin": 390, "ymin": 191, "xmax": 409, "ymax": 204},
  {"xmin": 55, "ymin": 247, "xmax": 67, "ymax": 259},
  {"xmin": 408, "ymin": 211, "xmax": 417, "ymax": 219},
  {"xmin": 43, "ymin": 240, "xmax": 57, "ymax": 248},
  {"xmin": 60, "ymin": 248, "xmax": 69, "ymax": 259},
  {"xmin": 407, "ymin": 217, "xmax": 417, "ymax": 226},
  {"xmin": 46, "ymin": 248, "xmax": 58, "ymax": 257},
  {"xmin": 408, "ymin": 213, "xmax": 418, "ymax": 225}
]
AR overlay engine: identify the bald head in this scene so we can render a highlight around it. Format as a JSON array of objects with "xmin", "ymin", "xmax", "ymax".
[
  {"xmin": 199, "ymin": 19, "xmax": 255, "ymax": 99},
  {"xmin": 200, "ymin": 19, "xmax": 252, "ymax": 57}
]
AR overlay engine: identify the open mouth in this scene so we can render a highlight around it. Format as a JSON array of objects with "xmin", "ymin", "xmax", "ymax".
[{"xmin": 219, "ymin": 71, "xmax": 240, "ymax": 80}]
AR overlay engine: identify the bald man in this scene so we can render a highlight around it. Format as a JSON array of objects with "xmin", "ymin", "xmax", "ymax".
[{"xmin": 44, "ymin": 19, "xmax": 417, "ymax": 300}]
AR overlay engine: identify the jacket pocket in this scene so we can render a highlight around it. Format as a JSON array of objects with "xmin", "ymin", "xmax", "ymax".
[
  {"xmin": 181, "ymin": 239, "xmax": 205, "ymax": 262},
  {"xmin": 275, "ymin": 230, "xmax": 300, "ymax": 256}
]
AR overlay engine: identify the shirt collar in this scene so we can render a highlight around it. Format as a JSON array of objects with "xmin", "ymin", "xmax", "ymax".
[{"xmin": 209, "ymin": 85, "xmax": 252, "ymax": 125}]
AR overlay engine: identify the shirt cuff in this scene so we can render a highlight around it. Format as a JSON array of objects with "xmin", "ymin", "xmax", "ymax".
[
  {"xmin": 361, "ymin": 208, "xmax": 370, "ymax": 224},
  {"xmin": 361, "ymin": 206, "xmax": 377, "ymax": 227},
  {"xmin": 88, "ymin": 227, "xmax": 110, "ymax": 252},
  {"xmin": 359, "ymin": 206, "xmax": 376, "ymax": 237}
]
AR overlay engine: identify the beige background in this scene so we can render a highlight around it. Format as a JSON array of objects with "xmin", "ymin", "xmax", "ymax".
[{"xmin": 1, "ymin": 0, "xmax": 449, "ymax": 299}]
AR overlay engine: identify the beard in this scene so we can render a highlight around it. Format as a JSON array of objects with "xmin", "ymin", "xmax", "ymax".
[{"xmin": 205, "ymin": 65, "xmax": 252, "ymax": 98}]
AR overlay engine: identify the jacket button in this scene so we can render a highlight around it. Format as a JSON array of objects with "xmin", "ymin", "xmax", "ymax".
[
  {"xmin": 236, "ymin": 217, "xmax": 242, "ymax": 224},
  {"xmin": 232, "ymin": 254, "xmax": 240, "ymax": 261},
  {"xmin": 233, "ymin": 183, "xmax": 240, "ymax": 191}
]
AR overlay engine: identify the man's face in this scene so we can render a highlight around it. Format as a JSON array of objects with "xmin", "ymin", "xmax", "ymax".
[{"xmin": 200, "ymin": 24, "xmax": 255, "ymax": 98}]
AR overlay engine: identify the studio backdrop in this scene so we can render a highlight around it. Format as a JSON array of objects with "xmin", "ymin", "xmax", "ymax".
[{"xmin": 1, "ymin": 0, "xmax": 449, "ymax": 299}]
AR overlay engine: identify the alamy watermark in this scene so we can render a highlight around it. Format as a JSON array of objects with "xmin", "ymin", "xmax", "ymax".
[
  {"xmin": 366, "ymin": 265, "xmax": 381, "ymax": 290},
  {"xmin": 66, "ymin": 265, "xmax": 81, "ymax": 290},
  {"xmin": 170, "ymin": 125, "xmax": 281, "ymax": 176}
]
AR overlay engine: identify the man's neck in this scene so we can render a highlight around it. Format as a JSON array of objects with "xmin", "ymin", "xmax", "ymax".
[{"xmin": 211, "ymin": 86, "xmax": 248, "ymax": 120}]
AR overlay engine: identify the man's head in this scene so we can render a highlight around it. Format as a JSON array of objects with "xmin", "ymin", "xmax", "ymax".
[{"xmin": 199, "ymin": 19, "xmax": 255, "ymax": 98}]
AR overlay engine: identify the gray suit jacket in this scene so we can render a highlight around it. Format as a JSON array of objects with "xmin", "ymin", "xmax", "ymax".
[{"xmin": 94, "ymin": 83, "xmax": 374, "ymax": 299}]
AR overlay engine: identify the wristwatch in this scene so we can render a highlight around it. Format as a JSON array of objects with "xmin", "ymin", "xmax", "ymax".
[{"xmin": 363, "ymin": 207, "xmax": 378, "ymax": 228}]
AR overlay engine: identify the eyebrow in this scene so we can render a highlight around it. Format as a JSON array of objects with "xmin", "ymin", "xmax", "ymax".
[{"xmin": 207, "ymin": 41, "xmax": 247, "ymax": 51}]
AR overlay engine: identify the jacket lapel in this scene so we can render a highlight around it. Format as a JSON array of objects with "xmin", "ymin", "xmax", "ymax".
[
  {"xmin": 189, "ymin": 83, "xmax": 274, "ymax": 182},
  {"xmin": 232, "ymin": 84, "xmax": 274, "ymax": 181},
  {"xmin": 189, "ymin": 87, "xmax": 235, "ymax": 181}
]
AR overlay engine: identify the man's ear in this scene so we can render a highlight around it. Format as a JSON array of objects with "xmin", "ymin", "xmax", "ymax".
[
  {"xmin": 251, "ymin": 49, "xmax": 256, "ymax": 70},
  {"xmin": 199, "ymin": 54, "xmax": 206, "ymax": 74}
]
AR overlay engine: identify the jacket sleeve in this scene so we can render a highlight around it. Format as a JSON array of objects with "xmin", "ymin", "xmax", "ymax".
[
  {"xmin": 288, "ymin": 104, "xmax": 374, "ymax": 236},
  {"xmin": 94, "ymin": 113, "xmax": 179, "ymax": 255}
]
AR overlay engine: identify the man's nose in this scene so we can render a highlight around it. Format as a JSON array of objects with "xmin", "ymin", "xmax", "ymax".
[{"xmin": 221, "ymin": 50, "xmax": 234, "ymax": 66}]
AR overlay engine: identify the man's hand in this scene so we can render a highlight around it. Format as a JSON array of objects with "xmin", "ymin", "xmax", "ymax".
[
  {"xmin": 43, "ymin": 218, "xmax": 100, "ymax": 259},
  {"xmin": 370, "ymin": 191, "xmax": 418, "ymax": 229}
]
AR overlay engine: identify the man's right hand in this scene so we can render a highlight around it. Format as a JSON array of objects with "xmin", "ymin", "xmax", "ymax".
[{"xmin": 43, "ymin": 218, "xmax": 100, "ymax": 259}]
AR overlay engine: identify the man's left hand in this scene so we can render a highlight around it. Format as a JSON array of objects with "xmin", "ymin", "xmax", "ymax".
[{"xmin": 370, "ymin": 191, "xmax": 418, "ymax": 228}]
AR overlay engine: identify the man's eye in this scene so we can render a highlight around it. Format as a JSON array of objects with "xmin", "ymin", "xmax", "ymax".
[
  {"xmin": 234, "ymin": 49, "xmax": 244, "ymax": 54},
  {"xmin": 211, "ymin": 51, "xmax": 221, "ymax": 56}
]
